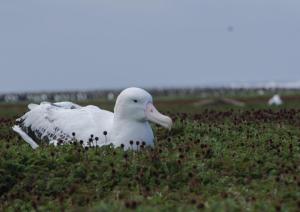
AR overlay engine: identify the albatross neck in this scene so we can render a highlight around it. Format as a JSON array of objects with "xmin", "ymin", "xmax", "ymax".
[{"xmin": 111, "ymin": 116, "xmax": 154, "ymax": 149}]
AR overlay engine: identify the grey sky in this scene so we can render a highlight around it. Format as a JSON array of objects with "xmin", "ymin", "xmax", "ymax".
[{"xmin": 0, "ymin": 0, "xmax": 299, "ymax": 92}]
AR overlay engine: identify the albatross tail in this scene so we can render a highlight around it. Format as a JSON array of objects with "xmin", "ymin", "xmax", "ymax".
[{"xmin": 12, "ymin": 125, "xmax": 39, "ymax": 149}]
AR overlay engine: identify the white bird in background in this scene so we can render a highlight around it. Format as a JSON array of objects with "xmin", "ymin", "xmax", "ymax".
[
  {"xmin": 12, "ymin": 87, "xmax": 172, "ymax": 150},
  {"xmin": 268, "ymin": 94, "xmax": 283, "ymax": 106}
]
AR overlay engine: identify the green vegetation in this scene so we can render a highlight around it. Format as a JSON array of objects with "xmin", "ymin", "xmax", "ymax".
[{"xmin": 0, "ymin": 94, "xmax": 300, "ymax": 211}]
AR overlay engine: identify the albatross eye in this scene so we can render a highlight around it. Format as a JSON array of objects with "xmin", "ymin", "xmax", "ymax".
[{"xmin": 133, "ymin": 99, "xmax": 138, "ymax": 103}]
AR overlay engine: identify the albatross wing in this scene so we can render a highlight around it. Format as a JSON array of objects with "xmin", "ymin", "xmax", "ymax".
[{"xmin": 13, "ymin": 102, "xmax": 113, "ymax": 148}]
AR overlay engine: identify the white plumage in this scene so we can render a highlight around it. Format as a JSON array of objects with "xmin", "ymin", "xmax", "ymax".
[
  {"xmin": 268, "ymin": 94, "xmax": 283, "ymax": 106},
  {"xmin": 13, "ymin": 87, "xmax": 172, "ymax": 150}
]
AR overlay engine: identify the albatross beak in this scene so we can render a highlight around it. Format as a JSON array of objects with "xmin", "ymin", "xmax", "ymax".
[{"xmin": 145, "ymin": 103, "xmax": 172, "ymax": 130}]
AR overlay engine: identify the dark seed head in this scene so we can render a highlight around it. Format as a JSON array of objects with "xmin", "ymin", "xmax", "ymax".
[
  {"xmin": 275, "ymin": 205, "xmax": 281, "ymax": 212},
  {"xmin": 190, "ymin": 199, "xmax": 197, "ymax": 204},
  {"xmin": 125, "ymin": 201, "xmax": 131, "ymax": 208},
  {"xmin": 103, "ymin": 131, "xmax": 107, "ymax": 136},
  {"xmin": 197, "ymin": 203, "xmax": 204, "ymax": 209},
  {"xmin": 72, "ymin": 132, "xmax": 75, "ymax": 136},
  {"xmin": 130, "ymin": 140, "xmax": 133, "ymax": 145},
  {"xmin": 131, "ymin": 201, "xmax": 137, "ymax": 209},
  {"xmin": 95, "ymin": 137, "xmax": 99, "ymax": 141}
]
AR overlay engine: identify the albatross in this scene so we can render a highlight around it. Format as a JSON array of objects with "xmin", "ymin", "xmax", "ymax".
[{"xmin": 12, "ymin": 87, "xmax": 172, "ymax": 150}]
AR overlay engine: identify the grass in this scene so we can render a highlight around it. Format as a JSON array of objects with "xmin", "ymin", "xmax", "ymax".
[{"xmin": 0, "ymin": 94, "xmax": 300, "ymax": 211}]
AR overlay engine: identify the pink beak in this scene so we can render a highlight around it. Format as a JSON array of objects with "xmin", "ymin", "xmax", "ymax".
[{"xmin": 145, "ymin": 103, "xmax": 172, "ymax": 130}]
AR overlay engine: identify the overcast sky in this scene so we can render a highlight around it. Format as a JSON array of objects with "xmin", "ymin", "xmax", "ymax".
[{"xmin": 0, "ymin": 0, "xmax": 299, "ymax": 92}]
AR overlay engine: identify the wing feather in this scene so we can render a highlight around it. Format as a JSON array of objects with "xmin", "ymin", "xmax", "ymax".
[{"xmin": 16, "ymin": 102, "xmax": 113, "ymax": 147}]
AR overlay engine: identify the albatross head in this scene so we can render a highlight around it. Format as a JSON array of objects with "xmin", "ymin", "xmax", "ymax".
[{"xmin": 114, "ymin": 87, "xmax": 172, "ymax": 130}]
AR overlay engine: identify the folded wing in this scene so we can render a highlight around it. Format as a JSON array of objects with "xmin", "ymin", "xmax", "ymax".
[{"xmin": 14, "ymin": 102, "xmax": 113, "ymax": 148}]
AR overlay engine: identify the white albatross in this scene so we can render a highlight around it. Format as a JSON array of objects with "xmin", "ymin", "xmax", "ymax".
[
  {"xmin": 12, "ymin": 87, "xmax": 172, "ymax": 150},
  {"xmin": 268, "ymin": 94, "xmax": 283, "ymax": 106}
]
